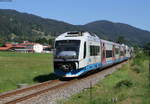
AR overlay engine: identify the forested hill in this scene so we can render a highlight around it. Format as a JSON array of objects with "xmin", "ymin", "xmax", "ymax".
[
  {"xmin": 0, "ymin": 9, "xmax": 79, "ymax": 42},
  {"xmin": 82, "ymin": 21, "xmax": 150, "ymax": 46},
  {"xmin": 0, "ymin": 9, "xmax": 150, "ymax": 46}
]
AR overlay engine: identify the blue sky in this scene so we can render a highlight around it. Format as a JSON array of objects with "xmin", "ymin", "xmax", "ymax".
[{"xmin": 0, "ymin": 0, "xmax": 150, "ymax": 31}]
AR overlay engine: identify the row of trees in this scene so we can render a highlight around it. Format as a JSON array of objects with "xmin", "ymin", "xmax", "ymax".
[
  {"xmin": 1, "ymin": 34, "xmax": 149, "ymax": 51},
  {"xmin": 35, "ymin": 38, "xmax": 55, "ymax": 46}
]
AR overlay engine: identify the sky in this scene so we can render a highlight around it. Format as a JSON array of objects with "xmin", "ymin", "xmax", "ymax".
[{"xmin": 0, "ymin": 0, "xmax": 150, "ymax": 31}]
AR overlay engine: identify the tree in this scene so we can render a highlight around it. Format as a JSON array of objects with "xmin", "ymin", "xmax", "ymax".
[
  {"xmin": 143, "ymin": 42, "xmax": 150, "ymax": 55},
  {"xmin": 48, "ymin": 38, "xmax": 55, "ymax": 48},
  {"xmin": 35, "ymin": 38, "xmax": 48, "ymax": 44},
  {"xmin": 144, "ymin": 43, "xmax": 150, "ymax": 50},
  {"xmin": 0, "ymin": 37, "xmax": 5, "ymax": 47},
  {"xmin": 116, "ymin": 36, "xmax": 126, "ymax": 44}
]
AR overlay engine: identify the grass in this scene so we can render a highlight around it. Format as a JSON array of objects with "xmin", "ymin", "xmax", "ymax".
[
  {"xmin": 0, "ymin": 52, "xmax": 54, "ymax": 93},
  {"xmin": 61, "ymin": 52, "xmax": 150, "ymax": 104}
]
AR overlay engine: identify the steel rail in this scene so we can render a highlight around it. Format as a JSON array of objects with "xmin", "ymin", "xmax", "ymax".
[
  {"xmin": 0, "ymin": 80, "xmax": 60, "ymax": 99},
  {"xmin": 5, "ymin": 80, "xmax": 75, "ymax": 104}
]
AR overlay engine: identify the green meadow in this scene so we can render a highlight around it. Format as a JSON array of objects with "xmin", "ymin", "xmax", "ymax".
[
  {"xmin": 61, "ymin": 52, "xmax": 150, "ymax": 104},
  {"xmin": 0, "ymin": 52, "xmax": 54, "ymax": 93},
  {"xmin": 0, "ymin": 51, "xmax": 149, "ymax": 104}
]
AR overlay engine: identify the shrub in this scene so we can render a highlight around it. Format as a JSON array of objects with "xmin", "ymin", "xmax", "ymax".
[
  {"xmin": 131, "ymin": 65, "xmax": 141, "ymax": 73},
  {"xmin": 130, "ymin": 61, "xmax": 135, "ymax": 67},
  {"xmin": 115, "ymin": 80, "xmax": 133, "ymax": 88}
]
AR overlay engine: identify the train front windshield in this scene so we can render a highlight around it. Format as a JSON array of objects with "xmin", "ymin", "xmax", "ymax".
[{"xmin": 55, "ymin": 40, "xmax": 80, "ymax": 59}]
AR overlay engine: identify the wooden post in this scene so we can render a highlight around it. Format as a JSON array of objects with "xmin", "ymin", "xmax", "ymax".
[{"xmin": 90, "ymin": 81, "xmax": 92, "ymax": 104}]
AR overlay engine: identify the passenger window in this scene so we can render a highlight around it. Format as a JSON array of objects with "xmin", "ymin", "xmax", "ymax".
[
  {"xmin": 115, "ymin": 48, "xmax": 119, "ymax": 55},
  {"xmin": 106, "ymin": 50, "xmax": 113, "ymax": 58},
  {"xmin": 90, "ymin": 45, "xmax": 100, "ymax": 56}
]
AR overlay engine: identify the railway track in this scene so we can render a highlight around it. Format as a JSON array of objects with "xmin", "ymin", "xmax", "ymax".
[
  {"xmin": 0, "ymin": 79, "xmax": 66, "ymax": 104},
  {"xmin": 0, "ymin": 61, "xmax": 127, "ymax": 104}
]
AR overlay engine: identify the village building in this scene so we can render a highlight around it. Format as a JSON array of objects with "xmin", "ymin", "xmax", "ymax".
[{"xmin": 0, "ymin": 41, "xmax": 52, "ymax": 53}]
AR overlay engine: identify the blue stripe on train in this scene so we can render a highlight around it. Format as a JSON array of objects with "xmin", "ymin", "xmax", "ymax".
[
  {"xmin": 54, "ymin": 57, "xmax": 128, "ymax": 77},
  {"xmin": 54, "ymin": 62, "xmax": 102, "ymax": 77}
]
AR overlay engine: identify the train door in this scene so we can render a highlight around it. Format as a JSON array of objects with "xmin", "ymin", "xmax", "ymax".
[
  {"xmin": 101, "ymin": 42, "xmax": 106, "ymax": 65},
  {"xmin": 120, "ymin": 46, "xmax": 124, "ymax": 60},
  {"xmin": 94, "ymin": 44, "xmax": 101, "ymax": 64},
  {"xmin": 88, "ymin": 42, "xmax": 101, "ymax": 65},
  {"xmin": 89, "ymin": 45, "xmax": 96, "ymax": 65},
  {"xmin": 112, "ymin": 45, "xmax": 115, "ymax": 61},
  {"xmin": 87, "ymin": 42, "xmax": 92, "ymax": 66},
  {"xmin": 78, "ymin": 41, "xmax": 87, "ymax": 69},
  {"xmin": 114, "ymin": 45, "xmax": 120, "ymax": 63}
]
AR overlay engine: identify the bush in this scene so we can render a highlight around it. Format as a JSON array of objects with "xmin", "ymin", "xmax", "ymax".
[
  {"xmin": 91, "ymin": 98, "xmax": 112, "ymax": 104},
  {"xmin": 130, "ymin": 61, "xmax": 135, "ymax": 67},
  {"xmin": 131, "ymin": 65, "xmax": 141, "ymax": 73},
  {"xmin": 115, "ymin": 80, "xmax": 133, "ymax": 88},
  {"xmin": 0, "ymin": 43, "xmax": 3, "ymax": 47}
]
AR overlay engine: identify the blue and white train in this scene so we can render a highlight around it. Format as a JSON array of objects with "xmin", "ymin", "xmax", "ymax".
[{"xmin": 54, "ymin": 31, "xmax": 132, "ymax": 77}]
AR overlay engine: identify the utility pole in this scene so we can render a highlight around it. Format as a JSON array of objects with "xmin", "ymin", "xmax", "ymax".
[{"xmin": 90, "ymin": 81, "xmax": 92, "ymax": 104}]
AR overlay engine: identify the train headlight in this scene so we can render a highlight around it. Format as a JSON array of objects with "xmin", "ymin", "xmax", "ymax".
[
  {"xmin": 61, "ymin": 63, "xmax": 73, "ymax": 72},
  {"xmin": 58, "ymin": 62, "xmax": 77, "ymax": 72}
]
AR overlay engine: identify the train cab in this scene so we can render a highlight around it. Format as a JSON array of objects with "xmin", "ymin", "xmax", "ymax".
[{"xmin": 54, "ymin": 31, "xmax": 101, "ymax": 77}]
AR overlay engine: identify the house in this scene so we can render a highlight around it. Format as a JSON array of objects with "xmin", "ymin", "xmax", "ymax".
[
  {"xmin": 0, "ymin": 41, "xmax": 52, "ymax": 53},
  {"xmin": 12, "ymin": 41, "xmax": 35, "ymax": 53},
  {"xmin": 0, "ymin": 43, "xmax": 13, "ymax": 51}
]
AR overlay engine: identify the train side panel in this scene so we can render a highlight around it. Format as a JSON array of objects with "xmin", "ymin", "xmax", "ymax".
[{"xmin": 54, "ymin": 31, "xmax": 132, "ymax": 78}]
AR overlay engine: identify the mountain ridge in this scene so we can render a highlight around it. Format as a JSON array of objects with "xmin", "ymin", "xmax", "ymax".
[{"xmin": 0, "ymin": 9, "xmax": 149, "ymax": 46}]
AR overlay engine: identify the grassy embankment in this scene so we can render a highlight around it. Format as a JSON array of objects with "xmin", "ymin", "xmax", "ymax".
[
  {"xmin": 0, "ymin": 52, "xmax": 54, "ymax": 93},
  {"xmin": 61, "ymin": 52, "xmax": 150, "ymax": 104}
]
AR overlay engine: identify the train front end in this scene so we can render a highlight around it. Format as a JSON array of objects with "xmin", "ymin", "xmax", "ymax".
[{"xmin": 54, "ymin": 31, "xmax": 85, "ymax": 77}]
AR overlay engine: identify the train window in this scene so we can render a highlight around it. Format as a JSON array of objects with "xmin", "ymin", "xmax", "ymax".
[
  {"xmin": 120, "ymin": 51, "xmax": 124, "ymax": 56},
  {"xmin": 55, "ymin": 40, "xmax": 80, "ymax": 57},
  {"xmin": 90, "ymin": 45, "xmax": 100, "ymax": 56},
  {"xmin": 83, "ymin": 42, "xmax": 86, "ymax": 58},
  {"xmin": 106, "ymin": 50, "xmax": 112, "ymax": 58},
  {"xmin": 115, "ymin": 48, "xmax": 119, "ymax": 54},
  {"xmin": 90, "ymin": 46, "xmax": 93, "ymax": 56}
]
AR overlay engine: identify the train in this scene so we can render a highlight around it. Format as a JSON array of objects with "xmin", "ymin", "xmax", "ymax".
[{"xmin": 54, "ymin": 31, "xmax": 132, "ymax": 77}]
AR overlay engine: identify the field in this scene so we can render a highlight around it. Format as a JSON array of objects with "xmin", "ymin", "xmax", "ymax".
[
  {"xmin": 61, "ymin": 52, "xmax": 150, "ymax": 104},
  {"xmin": 0, "ymin": 51, "xmax": 149, "ymax": 104},
  {"xmin": 0, "ymin": 52, "xmax": 54, "ymax": 93}
]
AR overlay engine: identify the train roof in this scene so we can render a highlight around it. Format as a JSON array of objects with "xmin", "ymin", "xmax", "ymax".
[
  {"xmin": 100, "ymin": 39, "xmax": 116, "ymax": 45},
  {"xmin": 55, "ymin": 31, "xmax": 99, "ymax": 41},
  {"xmin": 100, "ymin": 39, "xmax": 128, "ymax": 47},
  {"xmin": 55, "ymin": 31, "xmax": 129, "ymax": 48}
]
